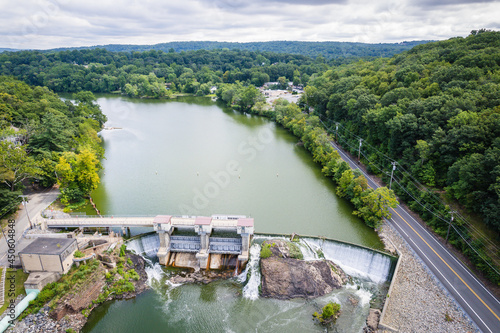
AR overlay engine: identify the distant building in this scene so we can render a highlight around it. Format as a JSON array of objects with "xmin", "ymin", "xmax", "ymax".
[
  {"xmin": 263, "ymin": 82, "xmax": 278, "ymax": 87},
  {"xmin": 19, "ymin": 238, "xmax": 78, "ymax": 274}
]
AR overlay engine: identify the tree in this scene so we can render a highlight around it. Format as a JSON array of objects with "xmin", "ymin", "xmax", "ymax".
[
  {"xmin": 55, "ymin": 148, "xmax": 100, "ymax": 204},
  {"xmin": 277, "ymin": 76, "xmax": 288, "ymax": 90},
  {"xmin": 0, "ymin": 141, "xmax": 38, "ymax": 191},
  {"xmin": 72, "ymin": 91, "xmax": 107, "ymax": 127},
  {"xmin": 354, "ymin": 187, "xmax": 398, "ymax": 228},
  {"xmin": 29, "ymin": 111, "xmax": 75, "ymax": 153},
  {"xmin": 234, "ymin": 85, "xmax": 262, "ymax": 112}
]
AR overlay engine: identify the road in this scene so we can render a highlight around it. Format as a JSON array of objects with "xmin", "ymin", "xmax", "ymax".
[
  {"xmin": 330, "ymin": 141, "xmax": 500, "ymax": 333},
  {"xmin": 0, "ymin": 187, "xmax": 59, "ymax": 267}
]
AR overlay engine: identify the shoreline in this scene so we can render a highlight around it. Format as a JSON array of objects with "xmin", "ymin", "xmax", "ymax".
[{"xmin": 7, "ymin": 252, "xmax": 149, "ymax": 333}]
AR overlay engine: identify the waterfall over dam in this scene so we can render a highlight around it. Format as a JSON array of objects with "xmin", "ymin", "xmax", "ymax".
[
  {"xmin": 301, "ymin": 237, "xmax": 394, "ymax": 284},
  {"xmin": 128, "ymin": 233, "xmax": 396, "ymax": 285}
]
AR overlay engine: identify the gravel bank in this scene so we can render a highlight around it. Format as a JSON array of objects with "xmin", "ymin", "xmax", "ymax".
[
  {"xmin": 7, "ymin": 305, "xmax": 86, "ymax": 333},
  {"xmin": 377, "ymin": 222, "xmax": 478, "ymax": 333}
]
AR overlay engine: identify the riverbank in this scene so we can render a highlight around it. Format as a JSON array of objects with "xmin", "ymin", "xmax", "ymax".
[
  {"xmin": 377, "ymin": 222, "xmax": 477, "ymax": 332},
  {"xmin": 6, "ymin": 250, "xmax": 148, "ymax": 333}
]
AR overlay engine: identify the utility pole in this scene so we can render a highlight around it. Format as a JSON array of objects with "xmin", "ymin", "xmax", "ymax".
[
  {"xmin": 335, "ymin": 123, "xmax": 339, "ymax": 142},
  {"xmin": 358, "ymin": 138, "xmax": 363, "ymax": 163},
  {"xmin": 389, "ymin": 162, "xmax": 397, "ymax": 190},
  {"xmin": 446, "ymin": 211, "xmax": 454, "ymax": 242},
  {"xmin": 19, "ymin": 195, "xmax": 33, "ymax": 230},
  {"xmin": 0, "ymin": 225, "xmax": 7, "ymax": 246}
]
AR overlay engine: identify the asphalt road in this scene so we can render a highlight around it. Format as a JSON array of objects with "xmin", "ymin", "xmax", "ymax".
[
  {"xmin": 0, "ymin": 187, "xmax": 59, "ymax": 267},
  {"xmin": 330, "ymin": 141, "xmax": 500, "ymax": 333}
]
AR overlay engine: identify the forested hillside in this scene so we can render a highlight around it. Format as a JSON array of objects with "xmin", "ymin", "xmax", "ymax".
[
  {"xmin": 0, "ymin": 77, "xmax": 106, "ymax": 217},
  {"xmin": 48, "ymin": 40, "xmax": 432, "ymax": 59},
  {"xmin": 301, "ymin": 30, "xmax": 500, "ymax": 236},
  {"xmin": 0, "ymin": 48, "xmax": 326, "ymax": 97}
]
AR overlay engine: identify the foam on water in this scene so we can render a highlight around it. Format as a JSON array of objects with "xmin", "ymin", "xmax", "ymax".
[
  {"xmin": 355, "ymin": 288, "xmax": 373, "ymax": 307},
  {"xmin": 242, "ymin": 244, "xmax": 262, "ymax": 300},
  {"xmin": 145, "ymin": 260, "xmax": 165, "ymax": 286}
]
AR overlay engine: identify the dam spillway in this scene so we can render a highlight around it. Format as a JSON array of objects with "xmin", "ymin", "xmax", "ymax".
[{"xmin": 155, "ymin": 215, "xmax": 254, "ymax": 271}]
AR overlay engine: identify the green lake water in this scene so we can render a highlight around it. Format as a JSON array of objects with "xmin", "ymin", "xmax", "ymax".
[{"xmin": 79, "ymin": 95, "xmax": 387, "ymax": 333}]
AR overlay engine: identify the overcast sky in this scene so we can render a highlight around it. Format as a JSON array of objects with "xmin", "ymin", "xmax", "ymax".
[{"xmin": 1, "ymin": 0, "xmax": 499, "ymax": 50}]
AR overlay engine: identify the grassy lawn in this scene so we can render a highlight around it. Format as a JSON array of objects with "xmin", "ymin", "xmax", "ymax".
[{"xmin": 0, "ymin": 269, "xmax": 29, "ymax": 315}]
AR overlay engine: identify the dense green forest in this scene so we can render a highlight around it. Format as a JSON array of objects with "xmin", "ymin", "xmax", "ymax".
[
  {"xmin": 0, "ymin": 48, "xmax": 328, "ymax": 97},
  {"xmin": 299, "ymin": 30, "xmax": 500, "ymax": 233},
  {"xmin": 0, "ymin": 77, "xmax": 106, "ymax": 217},
  {"xmin": 47, "ymin": 40, "xmax": 432, "ymax": 59}
]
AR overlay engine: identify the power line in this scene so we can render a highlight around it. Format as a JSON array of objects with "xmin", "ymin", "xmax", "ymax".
[{"xmin": 317, "ymin": 115, "xmax": 500, "ymax": 272}]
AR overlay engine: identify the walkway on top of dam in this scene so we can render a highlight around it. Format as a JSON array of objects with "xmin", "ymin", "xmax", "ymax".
[{"xmin": 43, "ymin": 214, "xmax": 254, "ymax": 229}]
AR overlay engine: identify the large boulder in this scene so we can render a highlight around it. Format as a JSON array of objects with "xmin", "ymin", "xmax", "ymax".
[{"xmin": 260, "ymin": 239, "xmax": 347, "ymax": 299}]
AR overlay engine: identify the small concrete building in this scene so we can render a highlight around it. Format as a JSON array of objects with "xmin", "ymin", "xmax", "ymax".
[{"xmin": 19, "ymin": 237, "xmax": 78, "ymax": 274}]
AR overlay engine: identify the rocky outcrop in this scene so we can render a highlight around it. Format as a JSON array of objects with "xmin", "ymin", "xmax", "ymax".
[
  {"xmin": 10, "ymin": 253, "xmax": 149, "ymax": 333},
  {"xmin": 169, "ymin": 270, "xmax": 236, "ymax": 284},
  {"xmin": 260, "ymin": 239, "xmax": 347, "ymax": 300},
  {"xmin": 364, "ymin": 309, "xmax": 381, "ymax": 333}
]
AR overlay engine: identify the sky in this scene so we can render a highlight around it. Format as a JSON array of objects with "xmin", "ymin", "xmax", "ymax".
[{"xmin": 1, "ymin": 0, "xmax": 499, "ymax": 50}]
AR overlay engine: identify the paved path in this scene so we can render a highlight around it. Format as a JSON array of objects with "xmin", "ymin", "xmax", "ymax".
[
  {"xmin": 0, "ymin": 187, "xmax": 59, "ymax": 267},
  {"xmin": 330, "ymin": 141, "xmax": 500, "ymax": 333}
]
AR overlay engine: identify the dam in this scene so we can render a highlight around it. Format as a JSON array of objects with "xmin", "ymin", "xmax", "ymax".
[{"xmin": 42, "ymin": 214, "xmax": 254, "ymax": 271}]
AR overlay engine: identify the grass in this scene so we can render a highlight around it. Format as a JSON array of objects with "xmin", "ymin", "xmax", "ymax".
[
  {"xmin": 0, "ymin": 269, "xmax": 29, "ymax": 315},
  {"xmin": 288, "ymin": 242, "xmax": 304, "ymax": 260}
]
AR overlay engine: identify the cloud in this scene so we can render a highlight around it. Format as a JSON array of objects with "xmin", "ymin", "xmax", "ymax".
[{"xmin": 0, "ymin": 0, "xmax": 499, "ymax": 49}]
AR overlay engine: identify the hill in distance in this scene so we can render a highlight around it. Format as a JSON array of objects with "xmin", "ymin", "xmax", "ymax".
[
  {"xmin": 46, "ymin": 40, "xmax": 433, "ymax": 59},
  {"xmin": 0, "ymin": 48, "xmax": 19, "ymax": 53}
]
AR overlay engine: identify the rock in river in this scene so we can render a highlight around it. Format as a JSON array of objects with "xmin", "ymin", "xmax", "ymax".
[{"xmin": 260, "ymin": 239, "xmax": 347, "ymax": 299}]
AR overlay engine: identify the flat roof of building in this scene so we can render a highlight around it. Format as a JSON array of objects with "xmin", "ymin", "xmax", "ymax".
[
  {"xmin": 237, "ymin": 218, "xmax": 254, "ymax": 227},
  {"xmin": 195, "ymin": 217, "xmax": 212, "ymax": 225},
  {"xmin": 154, "ymin": 215, "xmax": 172, "ymax": 224},
  {"xmin": 19, "ymin": 237, "xmax": 76, "ymax": 256}
]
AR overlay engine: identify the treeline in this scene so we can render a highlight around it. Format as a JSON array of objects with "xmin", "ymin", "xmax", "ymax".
[
  {"xmin": 0, "ymin": 77, "xmax": 106, "ymax": 217},
  {"xmin": 48, "ymin": 40, "xmax": 432, "ymax": 59},
  {"xmin": 0, "ymin": 48, "xmax": 328, "ymax": 98}
]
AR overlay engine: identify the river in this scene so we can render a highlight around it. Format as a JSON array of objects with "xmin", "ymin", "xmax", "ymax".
[{"xmin": 79, "ymin": 95, "xmax": 389, "ymax": 332}]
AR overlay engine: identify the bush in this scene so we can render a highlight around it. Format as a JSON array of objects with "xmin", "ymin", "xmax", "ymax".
[
  {"xmin": 313, "ymin": 302, "xmax": 341, "ymax": 326},
  {"xmin": 128, "ymin": 269, "xmax": 140, "ymax": 281},
  {"xmin": 260, "ymin": 243, "xmax": 272, "ymax": 259},
  {"xmin": 74, "ymin": 250, "xmax": 85, "ymax": 258},
  {"xmin": 119, "ymin": 244, "xmax": 127, "ymax": 257}
]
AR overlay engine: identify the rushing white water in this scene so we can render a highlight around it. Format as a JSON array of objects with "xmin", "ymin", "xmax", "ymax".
[
  {"xmin": 144, "ymin": 258, "xmax": 165, "ymax": 286},
  {"xmin": 296, "ymin": 241, "xmax": 318, "ymax": 260},
  {"xmin": 302, "ymin": 238, "xmax": 392, "ymax": 283},
  {"xmin": 242, "ymin": 244, "xmax": 262, "ymax": 300}
]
